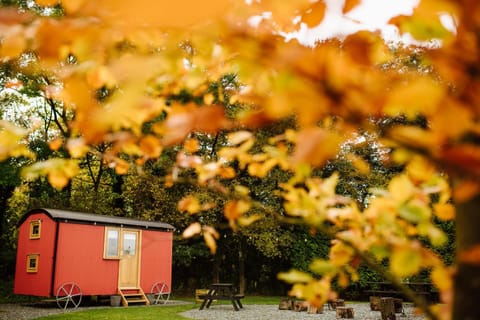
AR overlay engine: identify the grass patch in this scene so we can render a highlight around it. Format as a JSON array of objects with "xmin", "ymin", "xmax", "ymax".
[
  {"xmin": 31, "ymin": 296, "xmax": 284, "ymax": 319},
  {"xmin": 35, "ymin": 304, "xmax": 196, "ymax": 320}
]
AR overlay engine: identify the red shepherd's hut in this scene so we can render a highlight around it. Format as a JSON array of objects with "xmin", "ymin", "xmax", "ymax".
[{"xmin": 14, "ymin": 208, "xmax": 174, "ymax": 309}]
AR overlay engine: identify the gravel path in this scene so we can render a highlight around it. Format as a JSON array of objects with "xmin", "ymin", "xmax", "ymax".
[
  {"xmin": 181, "ymin": 303, "xmax": 427, "ymax": 320},
  {"xmin": 1, "ymin": 301, "xmax": 427, "ymax": 320}
]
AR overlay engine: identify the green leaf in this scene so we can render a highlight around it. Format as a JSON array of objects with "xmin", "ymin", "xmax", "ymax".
[
  {"xmin": 309, "ymin": 259, "xmax": 336, "ymax": 275},
  {"xmin": 399, "ymin": 201, "xmax": 431, "ymax": 223}
]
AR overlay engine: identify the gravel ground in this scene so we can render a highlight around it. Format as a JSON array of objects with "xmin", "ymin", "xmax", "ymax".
[
  {"xmin": 0, "ymin": 301, "xmax": 427, "ymax": 320},
  {"xmin": 181, "ymin": 303, "xmax": 427, "ymax": 320}
]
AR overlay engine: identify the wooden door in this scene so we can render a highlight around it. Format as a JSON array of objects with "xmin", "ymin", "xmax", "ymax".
[{"xmin": 118, "ymin": 230, "xmax": 141, "ymax": 288}]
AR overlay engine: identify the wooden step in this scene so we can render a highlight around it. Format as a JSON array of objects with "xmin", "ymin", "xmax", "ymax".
[{"xmin": 118, "ymin": 287, "xmax": 150, "ymax": 307}]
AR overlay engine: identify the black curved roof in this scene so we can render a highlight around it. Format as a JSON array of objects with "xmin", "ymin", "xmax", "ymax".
[{"xmin": 20, "ymin": 208, "xmax": 175, "ymax": 231}]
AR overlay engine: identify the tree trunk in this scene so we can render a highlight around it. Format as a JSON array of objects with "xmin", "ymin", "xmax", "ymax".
[
  {"xmin": 453, "ymin": 196, "xmax": 480, "ymax": 320},
  {"xmin": 239, "ymin": 239, "xmax": 246, "ymax": 295}
]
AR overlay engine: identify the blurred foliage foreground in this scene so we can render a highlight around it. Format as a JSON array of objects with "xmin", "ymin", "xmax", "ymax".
[{"xmin": 1, "ymin": 1, "xmax": 480, "ymax": 319}]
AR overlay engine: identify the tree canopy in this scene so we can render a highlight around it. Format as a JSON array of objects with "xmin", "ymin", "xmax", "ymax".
[{"xmin": 1, "ymin": 1, "xmax": 479, "ymax": 319}]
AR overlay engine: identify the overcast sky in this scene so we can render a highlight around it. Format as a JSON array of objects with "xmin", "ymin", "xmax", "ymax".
[{"xmin": 282, "ymin": 0, "xmax": 421, "ymax": 45}]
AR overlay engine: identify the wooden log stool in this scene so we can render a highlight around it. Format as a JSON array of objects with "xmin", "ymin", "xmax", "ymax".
[
  {"xmin": 393, "ymin": 298, "xmax": 403, "ymax": 314},
  {"xmin": 336, "ymin": 306, "xmax": 354, "ymax": 319},
  {"xmin": 380, "ymin": 297, "xmax": 396, "ymax": 320},
  {"xmin": 370, "ymin": 296, "xmax": 381, "ymax": 311},
  {"xmin": 293, "ymin": 300, "xmax": 309, "ymax": 312},
  {"xmin": 329, "ymin": 298, "xmax": 345, "ymax": 310}
]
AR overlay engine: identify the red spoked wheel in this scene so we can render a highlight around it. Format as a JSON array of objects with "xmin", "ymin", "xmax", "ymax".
[{"xmin": 151, "ymin": 282, "xmax": 170, "ymax": 304}]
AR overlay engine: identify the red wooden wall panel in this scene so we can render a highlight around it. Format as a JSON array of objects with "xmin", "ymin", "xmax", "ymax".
[
  {"xmin": 54, "ymin": 223, "xmax": 118, "ymax": 296},
  {"xmin": 14, "ymin": 212, "xmax": 57, "ymax": 297},
  {"xmin": 140, "ymin": 229, "xmax": 173, "ymax": 293}
]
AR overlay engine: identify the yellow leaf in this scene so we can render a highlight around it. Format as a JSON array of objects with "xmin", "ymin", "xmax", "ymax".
[
  {"xmin": 238, "ymin": 214, "xmax": 261, "ymax": 227},
  {"xmin": 23, "ymin": 159, "xmax": 79, "ymax": 190},
  {"xmin": 390, "ymin": 126, "xmax": 443, "ymax": 153},
  {"xmin": 330, "ymin": 241, "xmax": 354, "ymax": 266},
  {"xmin": 346, "ymin": 153, "xmax": 370, "ymax": 175},
  {"xmin": 203, "ymin": 229, "xmax": 218, "ymax": 254},
  {"xmin": 391, "ymin": 246, "xmax": 422, "ymax": 277},
  {"xmin": 278, "ymin": 269, "xmax": 313, "ymax": 284},
  {"xmin": 406, "ymin": 156, "xmax": 436, "ymax": 184},
  {"xmin": 389, "ymin": 174, "xmax": 415, "ymax": 203},
  {"xmin": 66, "ymin": 138, "xmax": 89, "ymax": 158},
  {"xmin": 182, "ymin": 222, "xmax": 201, "ymax": 239},
  {"xmin": 431, "ymin": 266, "xmax": 452, "ymax": 291},
  {"xmin": 203, "ymin": 93, "xmax": 215, "ymax": 105},
  {"xmin": 86, "ymin": 65, "xmax": 117, "ymax": 89},
  {"xmin": 384, "ymin": 78, "xmax": 445, "ymax": 118},
  {"xmin": 227, "ymin": 131, "xmax": 253, "ymax": 145}
]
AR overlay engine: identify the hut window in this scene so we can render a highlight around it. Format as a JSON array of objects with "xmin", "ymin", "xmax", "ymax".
[
  {"xmin": 26, "ymin": 254, "xmax": 39, "ymax": 273},
  {"xmin": 104, "ymin": 227, "xmax": 120, "ymax": 259},
  {"xmin": 29, "ymin": 220, "xmax": 41, "ymax": 239}
]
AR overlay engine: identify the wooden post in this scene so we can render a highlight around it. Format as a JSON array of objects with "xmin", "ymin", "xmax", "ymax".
[
  {"xmin": 308, "ymin": 304, "xmax": 324, "ymax": 314},
  {"xmin": 336, "ymin": 306, "xmax": 354, "ymax": 318},
  {"xmin": 380, "ymin": 297, "xmax": 396, "ymax": 320},
  {"xmin": 370, "ymin": 296, "xmax": 381, "ymax": 311}
]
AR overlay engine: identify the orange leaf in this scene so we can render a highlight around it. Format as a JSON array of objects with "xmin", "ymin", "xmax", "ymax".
[
  {"xmin": 49, "ymin": 138, "xmax": 63, "ymax": 151},
  {"xmin": 108, "ymin": 158, "xmax": 129, "ymax": 175},
  {"xmin": 433, "ymin": 203, "xmax": 455, "ymax": 221},
  {"xmin": 0, "ymin": 29, "xmax": 27, "ymax": 59},
  {"xmin": 459, "ymin": 245, "xmax": 480, "ymax": 265},
  {"xmin": 291, "ymin": 127, "xmax": 342, "ymax": 167},
  {"xmin": 36, "ymin": 0, "xmax": 60, "ymax": 6},
  {"xmin": 139, "ymin": 135, "xmax": 162, "ymax": 159},
  {"xmin": 184, "ymin": 138, "xmax": 200, "ymax": 153},
  {"xmin": 452, "ymin": 180, "xmax": 479, "ymax": 203},
  {"xmin": 343, "ymin": 0, "xmax": 361, "ymax": 14},
  {"xmin": 0, "ymin": 8, "xmax": 34, "ymax": 25},
  {"xmin": 79, "ymin": 0, "xmax": 232, "ymax": 27},
  {"xmin": 178, "ymin": 195, "xmax": 201, "ymax": 214},
  {"xmin": 62, "ymin": 0, "xmax": 87, "ymax": 14},
  {"xmin": 301, "ymin": 1, "xmax": 326, "ymax": 28}
]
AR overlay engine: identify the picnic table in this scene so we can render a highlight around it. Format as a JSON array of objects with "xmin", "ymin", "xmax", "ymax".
[{"xmin": 198, "ymin": 283, "xmax": 245, "ymax": 311}]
